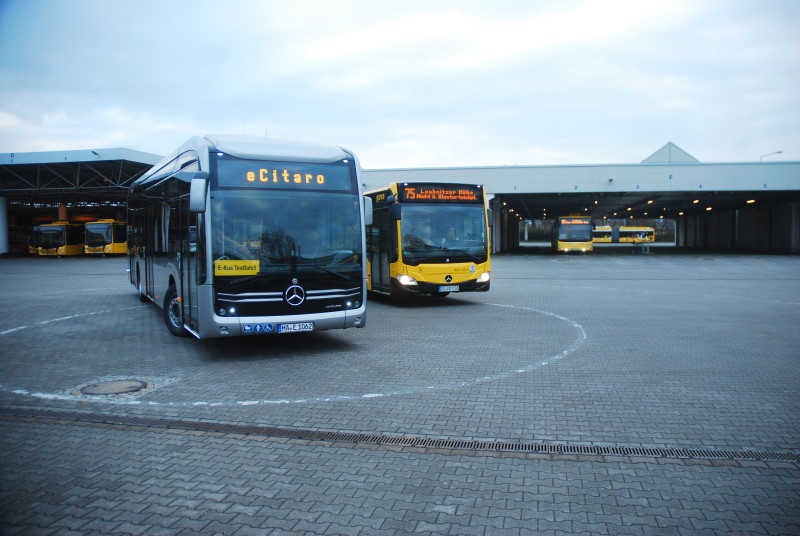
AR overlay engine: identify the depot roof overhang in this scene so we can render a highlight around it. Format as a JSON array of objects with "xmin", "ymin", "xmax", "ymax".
[{"xmin": 0, "ymin": 148, "xmax": 161, "ymax": 205}]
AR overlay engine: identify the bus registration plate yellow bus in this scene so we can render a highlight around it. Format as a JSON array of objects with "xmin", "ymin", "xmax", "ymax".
[
  {"xmin": 278, "ymin": 322, "xmax": 315, "ymax": 333},
  {"xmin": 439, "ymin": 285, "xmax": 459, "ymax": 292}
]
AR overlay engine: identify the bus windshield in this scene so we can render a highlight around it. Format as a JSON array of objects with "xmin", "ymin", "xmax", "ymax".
[
  {"xmin": 85, "ymin": 223, "xmax": 111, "ymax": 247},
  {"xmin": 210, "ymin": 188, "xmax": 362, "ymax": 280},
  {"xmin": 39, "ymin": 227, "xmax": 65, "ymax": 248},
  {"xmin": 400, "ymin": 204, "xmax": 488, "ymax": 265},
  {"xmin": 559, "ymin": 223, "xmax": 592, "ymax": 242}
]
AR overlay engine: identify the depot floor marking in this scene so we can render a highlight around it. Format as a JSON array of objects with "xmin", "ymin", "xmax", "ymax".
[
  {"xmin": 1, "ymin": 303, "xmax": 587, "ymax": 407},
  {"xmin": 0, "ymin": 305, "xmax": 148, "ymax": 336}
]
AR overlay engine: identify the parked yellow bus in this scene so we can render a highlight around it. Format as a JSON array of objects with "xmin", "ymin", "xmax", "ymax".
[
  {"xmin": 38, "ymin": 221, "xmax": 85, "ymax": 256},
  {"xmin": 365, "ymin": 182, "xmax": 491, "ymax": 298},
  {"xmin": 619, "ymin": 227, "xmax": 655, "ymax": 243},
  {"xmin": 85, "ymin": 219, "xmax": 127, "ymax": 255},
  {"xmin": 28, "ymin": 225, "xmax": 43, "ymax": 255},
  {"xmin": 593, "ymin": 226, "xmax": 655, "ymax": 244},
  {"xmin": 592, "ymin": 226, "xmax": 614, "ymax": 243},
  {"xmin": 552, "ymin": 215, "xmax": 593, "ymax": 252}
]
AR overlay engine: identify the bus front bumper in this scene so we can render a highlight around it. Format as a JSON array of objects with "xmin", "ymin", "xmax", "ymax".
[{"xmin": 393, "ymin": 277, "xmax": 490, "ymax": 295}]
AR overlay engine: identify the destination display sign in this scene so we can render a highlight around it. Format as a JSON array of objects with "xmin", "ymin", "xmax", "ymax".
[
  {"xmin": 560, "ymin": 218, "xmax": 591, "ymax": 225},
  {"xmin": 370, "ymin": 189, "xmax": 393, "ymax": 205},
  {"xmin": 216, "ymin": 157, "xmax": 355, "ymax": 191},
  {"xmin": 398, "ymin": 183, "xmax": 483, "ymax": 203}
]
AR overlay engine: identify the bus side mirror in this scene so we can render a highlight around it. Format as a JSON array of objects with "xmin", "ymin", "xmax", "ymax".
[
  {"xmin": 189, "ymin": 171, "xmax": 209, "ymax": 213},
  {"xmin": 487, "ymin": 208, "xmax": 493, "ymax": 226},
  {"xmin": 363, "ymin": 196, "xmax": 373, "ymax": 226},
  {"xmin": 390, "ymin": 203, "xmax": 401, "ymax": 220}
]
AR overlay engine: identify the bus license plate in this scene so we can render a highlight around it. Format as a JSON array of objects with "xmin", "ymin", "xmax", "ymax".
[
  {"xmin": 438, "ymin": 285, "xmax": 460, "ymax": 292},
  {"xmin": 278, "ymin": 322, "xmax": 314, "ymax": 333}
]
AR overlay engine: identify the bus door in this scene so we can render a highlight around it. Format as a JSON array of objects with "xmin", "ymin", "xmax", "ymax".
[
  {"xmin": 179, "ymin": 213, "xmax": 200, "ymax": 334},
  {"xmin": 144, "ymin": 207, "xmax": 157, "ymax": 297},
  {"xmin": 370, "ymin": 208, "xmax": 393, "ymax": 293}
]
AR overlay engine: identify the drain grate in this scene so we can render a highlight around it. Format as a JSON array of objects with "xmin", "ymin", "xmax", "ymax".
[{"xmin": 2, "ymin": 407, "xmax": 798, "ymax": 464}]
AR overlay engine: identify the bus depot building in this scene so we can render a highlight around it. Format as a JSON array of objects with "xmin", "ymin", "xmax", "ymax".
[
  {"xmin": 362, "ymin": 143, "xmax": 800, "ymax": 254},
  {"xmin": 1, "ymin": 142, "xmax": 799, "ymax": 255}
]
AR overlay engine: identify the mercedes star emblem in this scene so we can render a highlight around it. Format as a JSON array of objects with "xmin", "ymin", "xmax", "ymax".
[{"xmin": 285, "ymin": 284, "xmax": 306, "ymax": 306}]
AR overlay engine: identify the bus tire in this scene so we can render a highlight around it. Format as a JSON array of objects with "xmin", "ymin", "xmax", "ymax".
[
  {"xmin": 136, "ymin": 269, "xmax": 148, "ymax": 302},
  {"xmin": 164, "ymin": 285, "xmax": 189, "ymax": 337},
  {"xmin": 137, "ymin": 281, "xmax": 148, "ymax": 302}
]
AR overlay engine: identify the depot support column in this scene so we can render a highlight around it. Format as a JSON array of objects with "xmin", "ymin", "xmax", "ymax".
[{"xmin": 0, "ymin": 197, "xmax": 8, "ymax": 254}]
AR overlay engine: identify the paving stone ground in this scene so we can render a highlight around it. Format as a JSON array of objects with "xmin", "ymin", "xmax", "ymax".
[{"xmin": 1, "ymin": 249, "xmax": 798, "ymax": 535}]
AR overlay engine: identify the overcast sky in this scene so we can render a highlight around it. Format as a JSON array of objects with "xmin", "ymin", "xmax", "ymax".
[{"xmin": 1, "ymin": 0, "xmax": 797, "ymax": 168}]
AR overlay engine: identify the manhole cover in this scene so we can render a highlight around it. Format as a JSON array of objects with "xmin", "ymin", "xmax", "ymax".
[{"xmin": 80, "ymin": 380, "xmax": 147, "ymax": 396}]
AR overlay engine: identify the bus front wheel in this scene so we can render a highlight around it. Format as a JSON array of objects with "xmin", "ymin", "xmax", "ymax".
[
  {"xmin": 136, "ymin": 267, "xmax": 148, "ymax": 302},
  {"xmin": 137, "ymin": 280, "xmax": 148, "ymax": 302},
  {"xmin": 164, "ymin": 285, "xmax": 189, "ymax": 337}
]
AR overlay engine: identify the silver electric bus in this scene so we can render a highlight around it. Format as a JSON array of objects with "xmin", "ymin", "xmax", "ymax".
[{"xmin": 127, "ymin": 134, "xmax": 370, "ymax": 339}]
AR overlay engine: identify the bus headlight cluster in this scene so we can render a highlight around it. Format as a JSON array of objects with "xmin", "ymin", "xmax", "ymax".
[
  {"xmin": 217, "ymin": 306, "xmax": 237, "ymax": 316},
  {"xmin": 346, "ymin": 300, "xmax": 361, "ymax": 309},
  {"xmin": 478, "ymin": 272, "xmax": 490, "ymax": 283},
  {"xmin": 396, "ymin": 274, "xmax": 418, "ymax": 286}
]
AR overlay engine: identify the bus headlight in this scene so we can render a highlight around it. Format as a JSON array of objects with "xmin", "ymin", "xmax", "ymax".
[
  {"xmin": 478, "ymin": 272, "xmax": 491, "ymax": 283},
  {"xmin": 396, "ymin": 274, "xmax": 418, "ymax": 286}
]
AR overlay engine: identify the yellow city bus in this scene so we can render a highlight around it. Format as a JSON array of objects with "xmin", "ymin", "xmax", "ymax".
[
  {"xmin": 619, "ymin": 227, "xmax": 655, "ymax": 243},
  {"xmin": 28, "ymin": 225, "xmax": 43, "ymax": 254},
  {"xmin": 38, "ymin": 221, "xmax": 85, "ymax": 256},
  {"xmin": 552, "ymin": 215, "xmax": 593, "ymax": 252},
  {"xmin": 365, "ymin": 182, "xmax": 491, "ymax": 298},
  {"xmin": 85, "ymin": 219, "xmax": 127, "ymax": 255},
  {"xmin": 593, "ymin": 226, "xmax": 655, "ymax": 244},
  {"xmin": 592, "ymin": 226, "xmax": 614, "ymax": 243}
]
